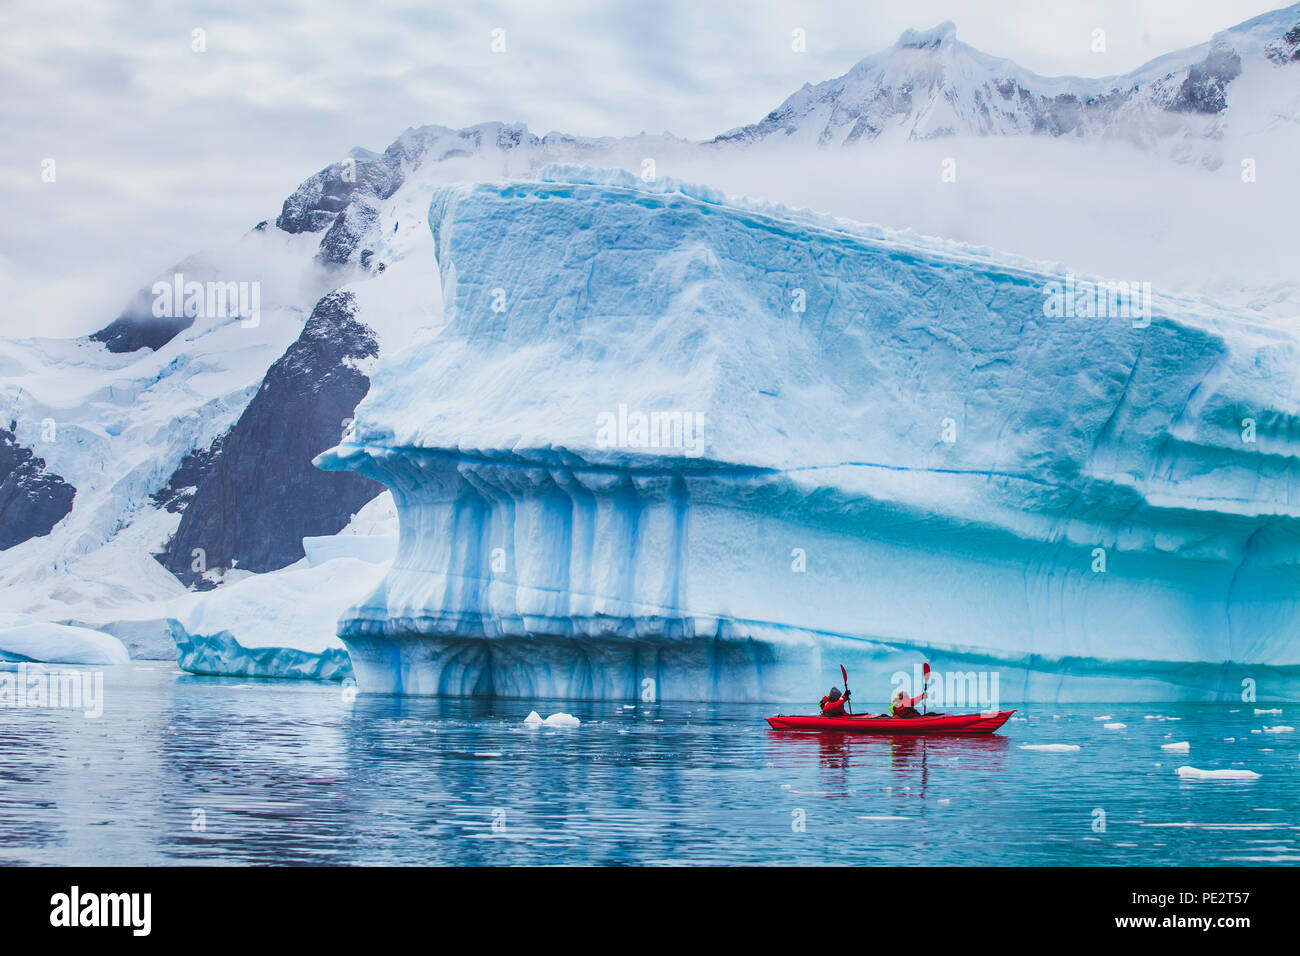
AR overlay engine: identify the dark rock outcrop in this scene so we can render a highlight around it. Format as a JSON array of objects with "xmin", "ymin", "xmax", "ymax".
[
  {"xmin": 155, "ymin": 291, "xmax": 383, "ymax": 586},
  {"xmin": 1169, "ymin": 44, "xmax": 1242, "ymax": 114},
  {"xmin": 276, "ymin": 148, "xmax": 401, "ymax": 239},
  {"xmin": 90, "ymin": 305, "xmax": 195, "ymax": 354},
  {"xmin": 1265, "ymin": 23, "xmax": 1300, "ymax": 63},
  {"xmin": 150, "ymin": 435, "xmax": 226, "ymax": 513},
  {"xmin": 0, "ymin": 422, "xmax": 76, "ymax": 550}
]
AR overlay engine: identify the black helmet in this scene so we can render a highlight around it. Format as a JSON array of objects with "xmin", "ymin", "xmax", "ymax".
[{"xmin": 828, "ymin": 687, "xmax": 841, "ymax": 701}]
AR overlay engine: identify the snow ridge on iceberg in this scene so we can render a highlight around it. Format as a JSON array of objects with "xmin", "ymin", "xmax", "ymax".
[{"xmin": 317, "ymin": 166, "xmax": 1300, "ymax": 702}]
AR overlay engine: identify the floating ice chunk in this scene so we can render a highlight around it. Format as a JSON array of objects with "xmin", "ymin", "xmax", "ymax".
[
  {"xmin": 1255, "ymin": 709, "xmax": 1282, "ymax": 715},
  {"xmin": 1094, "ymin": 715, "xmax": 1114, "ymax": 721},
  {"xmin": 1176, "ymin": 766, "xmax": 1260, "ymax": 781},
  {"xmin": 1019, "ymin": 744, "xmax": 1081, "ymax": 752},
  {"xmin": 1104, "ymin": 723, "xmax": 1126, "ymax": 730},
  {"xmin": 1263, "ymin": 725, "xmax": 1294, "ymax": 734},
  {"xmin": 523, "ymin": 711, "xmax": 543, "ymax": 726},
  {"xmin": 543, "ymin": 713, "xmax": 580, "ymax": 728},
  {"xmin": 171, "ymin": 556, "xmax": 387, "ymax": 680},
  {"xmin": 1161, "ymin": 741, "xmax": 1191, "ymax": 752},
  {"xmin": 1224, "ymin": 737, "xmax": 1235, "ymax": 742},
  {"xmin": 1144, "ymin": 715, "xmax": 1164, "ymax": 720},
  {"xmin": 0, "ymin": 623, "xmax": 129, "ymax": 666}
]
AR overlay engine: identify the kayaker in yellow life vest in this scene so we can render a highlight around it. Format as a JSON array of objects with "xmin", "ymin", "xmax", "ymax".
[{"xmin": 889, "ymin": 688, "xmax": 923, "ymax": 718}]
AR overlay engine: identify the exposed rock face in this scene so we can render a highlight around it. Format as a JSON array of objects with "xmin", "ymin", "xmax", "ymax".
[
  {"xmin": 89, "ymin": 306, "xmax": 195, "ymax": 354},
  {"xmin": 277, "ymin": 148, "xmax": 404, "ymax": 267},
  {"xmin": 1265, "ymin": 23, "xmax": 1300, "ymax": 62},
  {"xmin": 150, "ymin": 436, "xmax": 226, "ymax": 514},
  {"xmin": 0, "ymin": 422, "xmax": 76, "ymax": 551},
  {"xmin": 156, "ymin": 291, "xmax": 383, "ymax": 586},
  {"xmin": 1169, "ymin": 45, "xmax": 1243, "ymax": 114}
]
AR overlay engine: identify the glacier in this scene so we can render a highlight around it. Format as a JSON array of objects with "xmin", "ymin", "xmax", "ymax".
[{"xmin": 314, "ymin": 166, "xmax": 1300, "ymax": 703}]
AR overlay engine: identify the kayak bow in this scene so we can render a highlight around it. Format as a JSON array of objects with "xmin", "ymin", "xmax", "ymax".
[{"xmin": 765, "ymin": 710, "xmax": 1014, "ymax": 735}]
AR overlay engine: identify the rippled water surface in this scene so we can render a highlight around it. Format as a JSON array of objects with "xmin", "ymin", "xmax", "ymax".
[{"xmin": 1, "ymin": 665, "xmax": 1296, "ymax": 865}]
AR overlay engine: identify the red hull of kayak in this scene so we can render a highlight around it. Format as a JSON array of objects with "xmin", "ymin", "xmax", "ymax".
[{"xmin": 765, "ymin": 710, "xmax": 1015, "ymax": 735}]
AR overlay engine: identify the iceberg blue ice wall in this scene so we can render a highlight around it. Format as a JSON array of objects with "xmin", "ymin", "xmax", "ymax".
[{"xmin": 317, "ymin": 166, "xmax": 1300, "ymax": 702}]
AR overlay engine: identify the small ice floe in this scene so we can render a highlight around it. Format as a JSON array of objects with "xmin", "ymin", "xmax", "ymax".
[
  {"xmin": 1144, "ymin": 715, "xmax": 1164, "ymax": 720},
  {"xmin": 1176, "ymin": 766, "xmax": 1260, "ymax": 781},
  {"xmin": 1224, "ymin": 737, "xmax": 1235, "ymax": 743},
  {"xmin": 543, "ymin": 712, "xmax": 580, "ymax": 727},
  {"xmin": 1161, "ymin": 741, "xmax": 1190, "ymax": 753},
  {"xmin": 524, "ymin": 711, "xmax": 580, "ymax": 728},
  {"xmin": 1103, "ymin": 722, "xmax": 1126, "ymax": 730},
  {"xmin": 1019, "ymin": 744, "xmax": 1081, "ymax": 753},
  {"xmin": 1094, "ymin": 715, "xmax": 1114, "ymax": 721},
  {"xmin": 1255, "ymin": 708, "xmax": 1282, "ymax": 716},
  {"xmin": 472, "ymin": 752, "xmax": 503, "ymax": 758},
  {"xmin": 622, "ymin": 704, "xmax": 636, "ymax": 709},
  {"xmin": 1251, "ymin": 729, "xmax": 1262, "ymax": 735},
  {"xmin": 1263, "ymin": 725, "xmax": 1294, "ymax": 734}
]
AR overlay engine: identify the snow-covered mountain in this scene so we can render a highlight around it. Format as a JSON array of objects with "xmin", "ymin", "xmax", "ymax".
[
  {"xmin": 1, "ymin": 4, "xmax": 1298, "ymax": 672},
  {"xmin": 713, "ymin": 6, "xmax": 1300, "ymax": 167}
]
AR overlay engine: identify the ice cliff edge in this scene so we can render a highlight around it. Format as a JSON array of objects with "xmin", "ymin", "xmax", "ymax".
[{"xmin": 316, "ymin": 165, "xmax": 1300, "ymax": 702}]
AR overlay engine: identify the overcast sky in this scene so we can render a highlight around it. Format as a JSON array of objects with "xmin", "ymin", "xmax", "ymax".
[{"xmin": 0, "ymin": 0, "xmax": 1286, "ymax": 338}]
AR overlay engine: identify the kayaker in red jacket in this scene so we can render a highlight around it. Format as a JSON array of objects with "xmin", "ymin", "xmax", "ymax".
[
  {"xmin": 890, "ymin": 688, "xmax": 923, "ymax": 717},
  {"xmin": 819, "ymin": 686, "xmax": 850, "ymax": 716}
]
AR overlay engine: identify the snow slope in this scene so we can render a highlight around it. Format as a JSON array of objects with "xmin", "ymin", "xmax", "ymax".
[{"xmin": 318, "ymin": 166, "xmax": 1300, "ymax": 702}]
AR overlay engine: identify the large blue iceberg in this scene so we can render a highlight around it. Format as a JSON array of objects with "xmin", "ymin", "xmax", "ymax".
[{"xmin": 316, "ymin": 166, "xmax": 1300, "ymax": 702}]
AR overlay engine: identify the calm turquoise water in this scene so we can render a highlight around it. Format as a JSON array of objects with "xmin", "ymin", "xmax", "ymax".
[{"xmin": 1, "ymin": 664, "xmax": 1296, "ymax": 865}]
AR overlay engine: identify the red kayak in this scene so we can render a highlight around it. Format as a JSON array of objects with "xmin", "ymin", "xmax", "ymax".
[{"xmin": 765, "ymin": 710, "xmax": 1015, "ymax": 735}]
